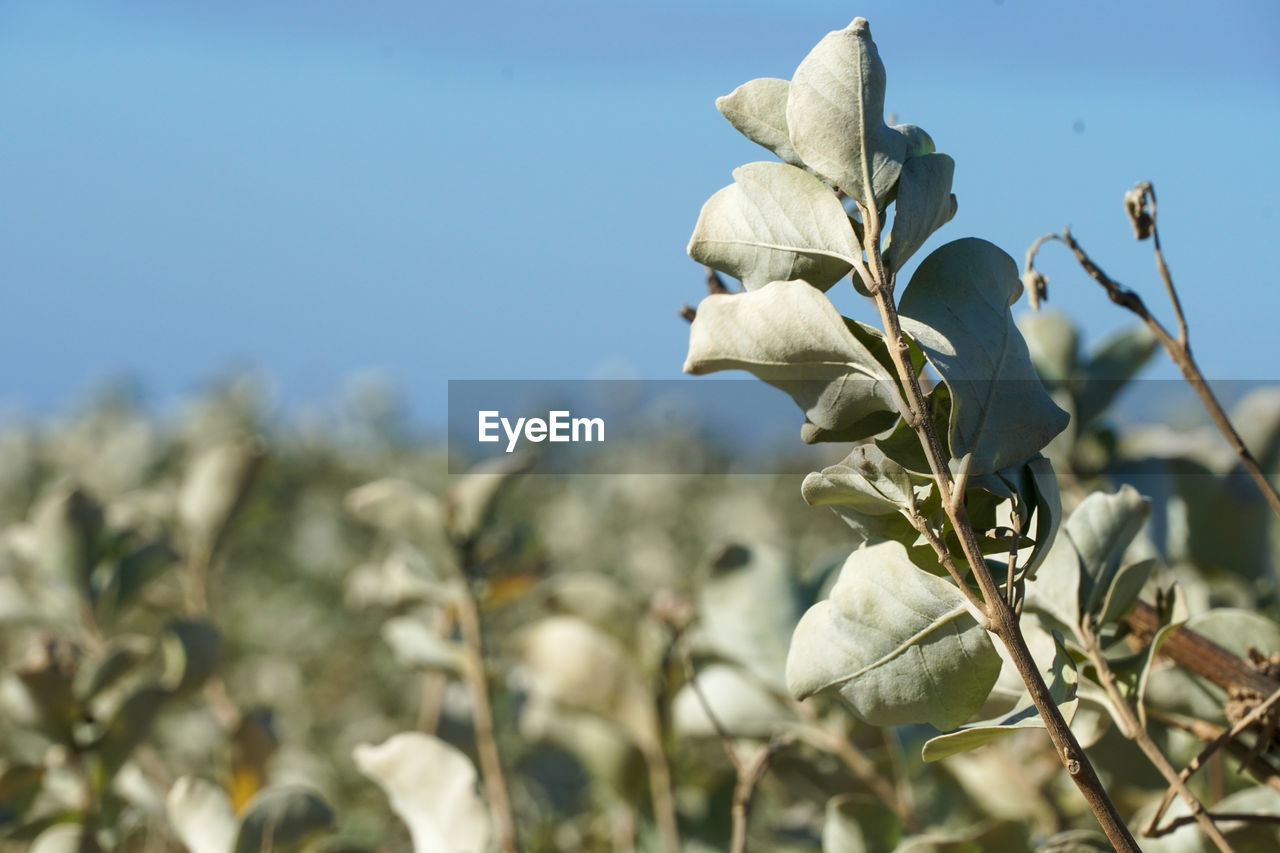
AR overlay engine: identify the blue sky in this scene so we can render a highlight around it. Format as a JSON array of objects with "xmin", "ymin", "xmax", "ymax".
[{"xmin": 2, "ymin": 1, "xmax": 1278, "ymax": 423}]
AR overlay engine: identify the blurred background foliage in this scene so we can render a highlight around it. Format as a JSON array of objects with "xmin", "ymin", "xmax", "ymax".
[{"xmin": 3, "ymin": 311, "xmax": 1280, "ymax": 851}]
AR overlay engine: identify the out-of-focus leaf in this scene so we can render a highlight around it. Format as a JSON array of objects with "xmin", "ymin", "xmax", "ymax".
[
  {"xmin": 166, "ymin": 776, "xmax": 238, "ymax": 853},
  {"xmin": 884, "ymin": 153, "xmax": 956, "ymax": 274},
  {"xmin": 92, "ymin": 683, "xmax": 168, "ymax": 788},
  {"xmin": 922, "ymin": 629, "xmax": 1076, "ymax": 761},
  {"xmin": 672, "ymin": 663, "xmax": 792, "ymax": 739},
  {"xmin": 177, "ymin": 436, "xmax": 266, "ymax": 554},
  {"xmin": 822, "ymin": 793, "xmax": 901, "ymax": 853},
  {"xmin": 381, "ymin": 615, "xmax": 463, "ymax": 674},
  {"xmin": 159, "ymin": 620, "xmax": 222, "ymax": 696},
  {"xmin": 1215, "ymin": 785, "xmax": 1280, "ymax": 851},
  {"xmin": 1019, "ymin": 311, "xmax": 1080, "ymax": 386},
  {"xmin": 74, "ymin": 635, "xmax": 151, "ymax": 704},
  {"xmin": 1066, "ymin": 486, "xmax": 1151, "ymax": 618},
  {"xmin": 696, "ymin": 543, "xmax": 802, "ymax": 690},
  {"xmin": 687, "ymin": 161, "xmax": 858, "ymax": 292},
  {"xmin": 0, "ymin": 763, "xmax": 46, "ymax": 827},
  {"xmin": 786, "ymin": 17, "xmax": 907, "ymax": 207},
  {"xmin": 444, "ymin": 454, "xmax": 530, "ymax": 543},
  {"xmin": 786, "ymin": 541, "xmax": 1000, "ymax": 730},
  {"xmin": 1076, "ymin": 325, "xmax": 1158, "ymax": 428},
  {"xmin": 716, "ymin": 78, "xmax": 804, "ymax": 167},
  {"xmin": 685, "ymin": 280, "xmax": 901, "ymax": 438},
  {"xmin": 1097, "ymin": 557, "xmax": 1156, "ymax": 627},
  {"xmin": 344, "ymin": 478, "xmax": 450, "ymax": 558},
  {"xmin": 517, "ymin": 615, "xmax": 658, "ymax": 751},
  {"xmin": 354, "ymin": 733, "xmax": 492, "ymax": 853},
  {"xmin": 93, "ymin": 540, "xmax": 179, "ymax": 620},
  {"xmin": 29, "ymin": 824, "xmax": 101, "ymax": 853},
  {"xmin": 16, "ymin": 635, "xmax": 79, "ymax": 747},
  {"xmin": 33, "ymin": 485, "xmax": 103, "ymax": 599},
  {"xmin": 232, "ymin": 787, "xmax": 335, "ymax": 853},
  {"xmin": 899, "ymin": 238, "xmax": 1069, "ymax": 474},
  {"xmin": 1036, "ymin": 830, "xmax": 1113, "ymax": 851}
]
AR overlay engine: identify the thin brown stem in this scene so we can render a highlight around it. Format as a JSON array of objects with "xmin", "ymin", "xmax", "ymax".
[
  {"xmin": 1079, "ymin": 620, "xmax": 1233, "ymax": 851},
  {"xmin": 857, "ymin": 199, "xmax": 1139, "ymax": 851},
  {"xmin": 729, "ymin": 736, "xmax": 795, "ymax": 853},
  {"xmin": 1027, "ymin": 227, "xmax": 1280, "ymax": 520},
  {"xmin": 1147, "ymin": 686, "xmax": 1280, "ymax": 836},
  {"xmin": 455, "ymin": 580, "xmax": 519, "ymax": 853},
  {"xmin": 1151, "ymin": 711, "xmax": 1280, "ymax": 792},
  {"xmin": 642, "ymin": 742, "xmax": 682, "ymax": 853}
]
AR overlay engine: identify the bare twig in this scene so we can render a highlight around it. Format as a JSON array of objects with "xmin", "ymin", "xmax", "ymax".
[
  {"xmin": 1147, "ymin": 686, "xmax": 1280, "ymax": 837},
  {"xmin": 454, "ymin": 569, "xmax": 520, "ymax": 853},
  {"xmin": 1079, "ymin": 619, "xmax": 1233, "ymax": 851},
  {"xmin": 1025, "ymin": 213, "xmax": 1280, "ymax": 520},
  {"xmin": 1149, "ymin": 812, "xmax": 1280, "ymax": 836},
  {"xmin": 1151, "ymin": 711, "xmax": 1280, "ymax": 792}
]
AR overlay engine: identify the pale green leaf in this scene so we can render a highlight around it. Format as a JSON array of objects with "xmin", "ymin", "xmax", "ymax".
[
  {"xmin": 899, "ymin": 238, "xmax": 1068, "ymax": 474},
  {"xmin": 1076, "ymin": 324, "xmax": 1157, "ymax": 427},
  {"xmin": 159, "ymin": 620, "xmax": 221, "ymax": 697},
  {"xmin": 1065, "ymin": 485, "xmax": 1151, "ymax": 617},
  {"xmin": 716, "ymin": 78, "xmax": 804, "ymax": 167},
  {"xmin": 885, "ymin": 154, "xmax": 956, "ymax": 274},
  {"xmin": 1018, "ymin": 310, "xmax": 1080, "ymax": 386},
  {"xmin": 687, "ymin": 161, "xmax": 858, "ymax": 291},
  {"xmin": 697, "ymin": 543, "xmax": 801, "ymax": 690},
  {"xmin": 684, "ymin": 280, "xmax": 902, "ymax": 436},
  {"xmin": 785, "ymin": 541, "xmax": 1000, "ymax": 730},
  {"xmin": 801, "ymin": 446, "xmax": 921, "ymax": 546},
  {"xmin": 822, "ymin": 793, "xmax": 901, "ymax": 853},
  {"xmin": 1097, "ymin": 557, "xmax": 1156, "ymax": 627},
  {"xmin": 921, "ymin": 629, "xmax": 1076, "ymax": 761},
  {"xmin": 354, "ymin": 733, "xmax": 492, "ymax": 853},
  {"xmin": 672, "ymin": 664, "xmax": 792, "ymax": 739},
  {"xmin": 786, "ymin": 18, "xmax": 907, "ymax": 207},
  {"xmin": 381, "ymin": 615, "xmax": 463, "ymax": 675}
]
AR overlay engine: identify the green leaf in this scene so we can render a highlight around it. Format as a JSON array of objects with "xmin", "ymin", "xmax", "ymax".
[
  {"xmin": 1097, "ymin": 557, "xmax": 1156, "ymax": 627},
  {"xmin": 74, "ymin": 636, "xmax": 151, "ymax": 703},
  {"xmin": 687, "ymin": 162, "xmax": 858, "ymax": 292},
  {"xmin": 1065, "ymin": 486, "xmax": 1151, "ymax": 618},
  {"xmin": 0, "ymin": 763, "xmax": 45, "ymax": 828},
  {"xmin": 899, "ymin": 238, "xmax": 1069, "ymax": 474},
  {"xmin": 16, "ymin": 637, "xmax": 79, "ymax": 748},
  {"xmin": 233, "ymin": 787, "xmax": 335, "ymax": 853},
  {"xmin": 786, "ymin": 18, "xmax": 907, "ymax": 207},
  {"xmin": 684, "ymin": 280, "xmax": 902, "ymax": 436},
  {"xmin": 716, "ymin": 78, "xmax": 804, "ymax": 167},
  {"xmin": 444, "ymin": 454, "xmax": 531, "ymax": 543},
  {"xmin": 1018, "ymin": 310, "xmax": 1080, "ymax": 386},
  {"xmin": 177, "ymin": 437, "xmax": 266, "ymax": 556},
  {"xmin": 93, "ymin": 540, "xmax": 180, "ymax": 621},
  {"xmin": 92, "ymin": 683, "xmax": 168, "ymax": 788},
  {"xmin": 33, "ymin": 485, "xmax": 103, "ymax": 601},
  {"xmin": 354, "ymin": 733, "xmax": 492, "ymax": 853},
  {"xmin": 160, "ymin": 620, "xmax": 222, "ymax": 696},
  {"xmin": 1076, "ymin": 324, "xmax": 1158, "ymax": 427},
  {"xmin": 921, "ymin": 629, "xmax": 1076, "ymax": 761},
  {"xmin": 885, "ymin": 153, "xmax": 957, "ymax": 274},
  {"xmin": 822, "ymin": 793, "xmax": 902, "ymax": 853},
  {"xmin": 786, "ymin": 541, "xmax": 1000, "ymax": 730},
  {"xmin": 876, "ymin": 383, "xmax": 951, "ymax": 475}
]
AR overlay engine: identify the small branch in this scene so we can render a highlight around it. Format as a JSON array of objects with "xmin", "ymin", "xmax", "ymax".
[
  {"xmin": 903, "ymin": 507, "xmax": 986, "ymax": 616},
  {"xmin": 681, "ymin": 648, "xmax": 744, "ymax": 774},
  {"xmin": 1147, "ymin": 686, "xmax": 1280, "ymax": 836},
  {"xmin": 730, "ymin": 736, "xmax": 795, "ymax": 853},
  {"xmin": 1027, "ymin": 221, "xmax": 1280, "ymax": 520},
  {"xmin": 1149, "ymin": 812, "xmax": 1280, "ymax": 837},
  {"xmin": 454, "ymin": 568, "xmax": 520, "ymax": 853},
  {"xmin": 1080, "ymin": 619, "xmax": 1233, "ymax": 851},
  {"xmin": 1150, "ymin": 710, "xmax": 1280, "ymax": 793}
]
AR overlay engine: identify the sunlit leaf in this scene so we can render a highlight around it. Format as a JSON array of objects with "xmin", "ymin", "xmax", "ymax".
[
  {"xmin": 885, "ymin": 153, "xmax": 956, "ymax": 274},
  {"xmin": 716, "ymin": 78, "xmax": 804, "ymax": 167}
]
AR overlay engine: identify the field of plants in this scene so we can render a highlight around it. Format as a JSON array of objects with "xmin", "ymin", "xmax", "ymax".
[{"xmin": 6, "ymin": 12, "xmax": 1280, "ymax": 853}]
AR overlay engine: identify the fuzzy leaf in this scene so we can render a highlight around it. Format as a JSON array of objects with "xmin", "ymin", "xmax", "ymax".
[
  {"xmin": 687, "ymin": 161, "xmax": 858, "ymax": 291},
  {"xmin": 786, "ymin": 18, "xmax": 907, "ymax": 207},
  {"xmin": 716, "ymin": 78, "xmax": 804, "ymax": 167},
  {"xmin": 684, "ymin": 280, "xmax": 901, "ymax": 436},
  {"xmin": 921, "ymin": 630, "xmax": 1076, "ymax": 761},
  {"xmin": 885, "ymin": 153, "xmax": 956, "ymax": 274},
  {"xmin": 899, "ymin": 238, "xmax": 1069, "ymax": 473},
  {"xmin": 822, "ymin": 793, "xmax": 901, "ymax": 853},
  {"xmin": 1065, "ymin": 486, "xmax": 1151, "ymax": 618},
  {"xmin": 786, "ymin": 541, "xmax": 1000, "ymax": 730}
]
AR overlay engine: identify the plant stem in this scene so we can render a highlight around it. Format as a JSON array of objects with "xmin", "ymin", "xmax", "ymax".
[
  {"xmin": 1030, "ymin": 227, "xmax": 1280, "ymax": 520},
  {"xmin": 642, "ymin": 742, "xmax": 682, "ymax": 853},
  {"xmin": 1079, "ymin": 620, "xmax": 1234, "ymax": 851},
  {"xmin": 454, "ymin": 577, "xmax": 520, "ymax": 853},
  {"xmin": 856, "ymin": 199, "xmax": 1140, "ymax": 852}
]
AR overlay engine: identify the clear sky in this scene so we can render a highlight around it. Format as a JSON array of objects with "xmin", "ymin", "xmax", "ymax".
[{"xmin": 2, "ymin": 1, "xmax": 1278, "ymax": 423}]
